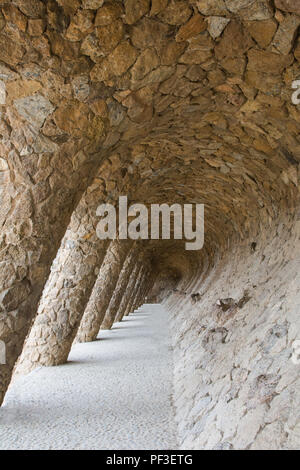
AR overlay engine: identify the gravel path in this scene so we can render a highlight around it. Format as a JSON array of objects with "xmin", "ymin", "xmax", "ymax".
[{"xmin": 0, "ymin": 304, "xmax": 177, "ymax": 450}]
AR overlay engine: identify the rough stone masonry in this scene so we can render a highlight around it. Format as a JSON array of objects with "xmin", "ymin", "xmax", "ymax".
[{"xmin": 0, "ymin": 0, "xmax": 299, "ymax": 450}]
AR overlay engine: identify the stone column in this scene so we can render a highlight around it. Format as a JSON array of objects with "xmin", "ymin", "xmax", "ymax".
[
  {"xmin": 75, "ymin": 239, "xmax": 133, "ymax": 343},
  {"xmin": 135, "ymin": 270, "xmax": 154, "ymax": 309},
  {"xmin": 132, "ymin": 266, "xmax": 152, "ymax": 311},
  {"xmin": 124, "ymin": 264, "xmax": 146, "ymax": 317},
  {"xmin": 114, "ymin": 262, "xmax": 143, "ymax": 323},
  {"xmin": 131, "ymin": 268, "xmax": 148, "ymax": 311},
  {"xmin": 101, "ymin": 244, "xmax": 140, "ymax": 330},
  {"xmin": 15, "ymin": 181, "xmax": 111, "ymax": 373},
  {"xmin": 0, "ymin": 90, "xmax": 107, "ymax": 405}
]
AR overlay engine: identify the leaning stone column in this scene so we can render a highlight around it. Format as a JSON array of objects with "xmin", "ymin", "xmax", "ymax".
[
  {"xmin": 131, "ymin": 268, "xmax": 148, "ymax": 311},
  {"xmin": 132, "ymin": 266, "xmax": 151, "ymax": 311},
  {"xmin": 124, "ymin": 264, "xmax": 146, "ymax": 317},
  {"xmin": 0, "ymin": 87, "xmax": 107, "ymax": 404},
  {"xmin": 114, "ymin": 262, "xmax": 143, "ymax": 323},
  {"xmin": 101, "ymin": 244, "xmax": 140, "ymax": 330},
  {"xmin": 75, "ymin": 239, "xmax": 133, "ymax": 343},
  {"xmin": 15, "ymin": 181, "xmax": 111, "ymax": 372},
  {"xmin": 135, "ymin": 269, "xmax": 154, "ymax": 309},
  {"xmin": 138, "ymin": 269, "xmax": 153, "ymax": 306}
]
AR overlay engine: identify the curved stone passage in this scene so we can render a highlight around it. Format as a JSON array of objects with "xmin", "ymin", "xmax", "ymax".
[
  {"xmin": 0, "ymin": 305, "xmax": 177, "ymax": 450},
  {"xmin": 0, "ymin": 0, "xmax": 299, "ymax": 450}
]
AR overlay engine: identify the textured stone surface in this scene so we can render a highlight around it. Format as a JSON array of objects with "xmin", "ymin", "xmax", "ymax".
[
  {"xmin": 229, "ymin": 0, "xmax": 273, "ymax": 20},
  {"xmin": 0, "ymin": 1, "xmax": 299, "ymax": 451},
  {"xmin": 115, "ymin": 262, "xmax": 143, "ymax": 323},
  {"xmin": 158, "ymin": 1, "xmax": 192, "ymax": 25},
  {"xmin": 95, "ymin": 2, "xmax": 123, "ymax": 25},
  {"xmin": 0, "ymin": 80, "xmax": 5, "ymax": 104},
  {"xmin": 82, "ymin": 0, "xmax": 104, "ymax": 9},
  {"xmin": 131, "ymin": 49, "xmax": 160, "ymax": 81},
  {"xmin": 150, "ymin": 0, "xmax": 168, "ymax": 16},
  {"xmin": 75, "ymin": 239, "xmax": 133, "ymax": 343},
  {"xmin": 124, "ymin": 265, "xmax": 146, "ymax": 317},
  {"xmin": 196, "ymin": 0, "xmax": 228, "ymax": 16},
  {"xmin": 245, "ymin": 18, "xmax": 278, "ymax": 48},
  {"xmin": 90, "ymin": 41, "xmax": 138, "ymax": 81},
  {"xmin": 101, "ymin": 245, "xmax": 141, "ymax": 330},
  {"xmin": 207, "ymin": 16, "xmax": 230, "ymax": 39},
  {"xmin": 163, "ymin": 217, "xmax": 300, "ymax": 450},
  {"xmin": 275, "ymin": 0, "xmax": 300, "ymax": 15},
  {"xmin": 272, "ymin": 14, "xmax": 300, "ymax": 54},
  {"xmin": 176, "ymin": 14, "xmax": 207, "ymax": 41},
  {"xmin": 14, "ymin": 94, "xmax": 54, "ymax": 128},
  {"xmin": 16, "ymin": 186, "xmax": 108, "ymax": 372},
  {"xmin": 124, "ymin": 0, "xmax": 150, "ymax": 25}
]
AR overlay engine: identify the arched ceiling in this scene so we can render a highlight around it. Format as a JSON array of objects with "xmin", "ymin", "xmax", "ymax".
[{"xmin": 1, "ymin": 0, "xmax": 299, "ymax": 281}]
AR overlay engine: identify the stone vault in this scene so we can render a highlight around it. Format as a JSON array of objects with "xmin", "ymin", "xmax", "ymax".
[{"xmin": 0, "ymin": 0, "xmax": 299, "ymax": 449}]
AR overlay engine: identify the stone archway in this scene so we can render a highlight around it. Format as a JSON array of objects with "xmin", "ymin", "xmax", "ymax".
[{"xmin": 0, "ymin": 0, "xmax": 299, "ymax": 450}]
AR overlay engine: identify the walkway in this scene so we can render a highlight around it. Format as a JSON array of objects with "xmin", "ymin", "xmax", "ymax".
[{"xmin": 0, "ymin": 304, "xmax": 177, "ymax": 450}]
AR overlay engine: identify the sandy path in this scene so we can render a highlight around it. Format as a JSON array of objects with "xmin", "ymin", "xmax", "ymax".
[{"xmin": 0, "ymin": 304, "xmax": 177, "ymax": 450}]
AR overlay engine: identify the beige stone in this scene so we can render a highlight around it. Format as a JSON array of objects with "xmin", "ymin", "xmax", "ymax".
[
  {"xmin": 131, "ymin": 18, "xmax": 170, "ymax": 49},
  {"xmin": 158, "ymin": 1, "xmax": 192, "ymax": 25},
  {"xmin": 150, "ymin": 0, "xmax": 168, "ymax": 16},
  {"xmin": 6, "ymin": 80, "xmax": 42, "ymax": 103},
  {"xmin": 0, "ymin": 4, "xmax": 299, "ymax": 453},
  {"xmin": 14, "ymin": 0, "xmax": 45, "ymax": 18},
  {"xmin": 90, "ymin": 41, "xmax": 138, "ymax": 82},
  {"xmin": 0, "ymin": 81, "xmax": 6, "ymax": 105},
  {"xmin": 176, "ymin": 14, "xmax": 207, "ymax": 42},
  {"xmin": 185, "ymin": 65, "xmax": 206, "ymax": 82},
  {"xmin": 71, "ymin": 76, "xmax": 90, "ymax": 102},
  {"xmin": 229, "ymin": 0, "xmax": 273, "ymax": 20},
  {"xmin": 247, "ymin": 49, "xmax": 293, "ymax": 74},
  {"xmin": 179, "ymin": 47, "xmax": 212, "ymax": 65},
  {"xmin": 90, "ymin": 99, "xmax": 108, "ymax": 117},
  {"xmin": 28, "ymin": 19, "xmax": 45, "ymax": 36},
  {"xmin": 80, "ymin": 34, "xmax": 103, "ymax": 61},
  {"xmin": 130, "ymin": 66, "xmax": 174, "ymax": 90},
  {"xmin": 93, "ymin": 20, "xmax": 124, "ymax": 54},
  {"xmin": 275, "ymin": 0, "xmax": 300, "ymax": 15},
  {"xmin": 160, "ymin": 41, "xmax": 187, "ymax": 66},
  {"xmin": 95, "ymin": 2, "xmax": 123, "ymax": 26},
  {"xmin": 272, "ymin": 14, "xmax": 300, "ymax": 54},
  {"xmin": 222, "ymin": 57, "xmax": 246, "ymax": 76},
  {"xmin": 0, "ymin": 34, "xmax": 24, "ymax": 67},
  {"xmin": 215, "ymin": 21, "xmax": 254, "ymax": 60},
  {"xmin": 2, "ymin": 4, "xmax": 27, "ymax": 32},
  {"xmin": 0, "ymin": 157, "xmax": 8, "ymax": 170},
  {"xmin": 245, "ymin": 19, "xmax": 278, "ymax": 48},
  {"xmin": 124, "ymin": 0, "xmax": 150, "ymax": 25},
  {"xmin": 196, "ymin": 0, "xmax": 227, "ymax": 16},
  {"xmin": 54, "ymin": 102, "xmax": 90, "ymax": 136},
  {"xmin": 48, "ymin": 32, "xmax": 80, "ymax": 60},
  {"xmin": 65, "ymin": 10, "xmax": 94, "ymax": 41},
  {"xmin": 123, "ymin": 87, "xmax": 153, "ymax": 123},
  {"xmin": 207, "ymin": 16, "xmax": 230, "ymax": 40},
  {"xmin": 14, "ymin": 94, "xmax": 55, "ymax": 128},
  {"xmin": 131, "ymin": 49, "xmax": 160, "ymax": 81},
  {"xmin": 81, "ymin": 0, "xmax": 104, "ymax": 9},
  {"xmin": 76, "ymin": 240, "xmax": 133, "ymax": 343}
]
